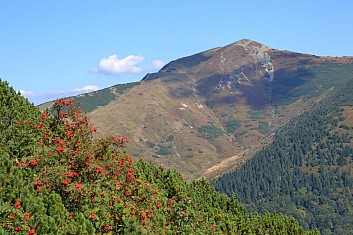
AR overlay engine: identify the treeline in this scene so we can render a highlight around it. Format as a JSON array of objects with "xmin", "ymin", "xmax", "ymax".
[
  {"xmin": 214, "ymin": 79, "xmax": 353, "ymax": 234},
  {"xmin": 0, "ymin": 80, "xmax": 318, "ymax": 234}
]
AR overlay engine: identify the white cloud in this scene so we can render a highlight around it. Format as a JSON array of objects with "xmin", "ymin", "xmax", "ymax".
[
  {"xmin": 152, "ymin": 60, "xmax": 166, "ymax": 70},
  {"xmin": 73, "ymin": 85, "xmax": 100, "ymax": 92},
  {"xmin": 19, "ymin": 90, "xmax": 36, "ymax": 98},
  {"xmin": 94, "ymin": 54, "xmax": 145, "ymax": 75}
]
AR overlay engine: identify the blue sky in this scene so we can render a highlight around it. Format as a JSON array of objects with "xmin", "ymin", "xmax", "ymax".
[{"xmin": 1, "ymin": 1, "xmax": 353, "ymax": 105}]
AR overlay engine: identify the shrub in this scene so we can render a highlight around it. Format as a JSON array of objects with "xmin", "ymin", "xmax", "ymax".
[{"xmin": 197, "ymin": 125, "xmax": 224, "ymax": 139}]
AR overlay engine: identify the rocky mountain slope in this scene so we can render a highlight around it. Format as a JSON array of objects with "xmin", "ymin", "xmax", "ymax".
[{"xmin": 40, "ymin": 39, "xmax": 353, "ymax": 180}]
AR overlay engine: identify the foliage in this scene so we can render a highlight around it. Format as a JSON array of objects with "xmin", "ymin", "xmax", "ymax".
[
  {"xmin": 280, "ymin": 63, "xmax": 353, "ymax": 104},
  {"xmin": 66, "ymin": 82, "xmax": 141, "ymax": 112},
  {"xmin": 0, "ymin": 80, "xmax": 318, "ymax": 234},
  {"xmin": 73, "ymin": 88, "xmax": 116, "ymax": 112},
  {"xmin": 225, "ymin": 119, "xmax": 241, "ymax": 132},
  {"xmin": 166, "ymin": 135, "xmax": 174, "ymax": 142},
  {"xmin": 155, "ymin": 145, "xmax": 173, "ymax": 156},
  {"xmin": 0, "ymin": 80, "xmax": 40, "ymax": 153},
  {"xmin": 197, "ymin": 125, "xmax": 224, "ymax": 139},
  {"xmin": 146, "ymin": 141, "xmax": 155, "ymax": 148},
  {"xmin": 258, "ymin": 121, "xmax": 271, "ymax": 135},
  {"xmin": 249, "ymin": 110, "xmax": 265, "ymax": 120},
  {"xmin": 113, "ymin": 82, "xmax": 141, "ymax": 94}
]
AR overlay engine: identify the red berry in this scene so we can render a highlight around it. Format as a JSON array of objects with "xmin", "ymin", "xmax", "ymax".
[{"xmin": 14, "ymin": 201, "xmax": 21, "ymax": 209}]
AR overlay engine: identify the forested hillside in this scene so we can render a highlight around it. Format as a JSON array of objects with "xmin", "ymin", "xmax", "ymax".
[
  {"xmin": 214, "ymin": 68, "xmax": 353, "ymax": 234},
  {"xmin": 0, "ymin": 80, "xmax": 318, "ymax": 234}
]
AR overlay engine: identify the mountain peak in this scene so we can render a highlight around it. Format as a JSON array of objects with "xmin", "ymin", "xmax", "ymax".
[
  {"xmin": 225, "ymin": 38, "xmax": 270, "ymax": 50},
  {"xmin": 142, "ymin": 39, "xmax": 270, "ymax": 82},
  {"xmin": 234, "ymin": 38, "xmax": 260, "ymax": 44}
]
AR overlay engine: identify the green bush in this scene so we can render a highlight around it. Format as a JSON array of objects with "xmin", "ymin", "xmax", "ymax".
[
  {"xmin": 146, "ymin": 141, "xmax": 155, "ymax": 148},
  {"xmin": 258, "ymin": 121, "xmax": 271, "ymax": 135},
  {"xmin": 166, "ymin": 135, "xmax": 174, "ymax": 142},
  {"xmin": 197, "ymin": 125, "xmax": 224, "ymax": 139},
  {"xmin": 225, "ymin": 119, "xmax": 241, "ymax": 132},
  {"xmin": 155, "ymin": 145, "xmax": 173, "ymax": 155}
]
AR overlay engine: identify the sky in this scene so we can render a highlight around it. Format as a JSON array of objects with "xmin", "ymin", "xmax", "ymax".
[{"xmin": 1, "ymin": 1, "xmax": 353, "ymax": 105}]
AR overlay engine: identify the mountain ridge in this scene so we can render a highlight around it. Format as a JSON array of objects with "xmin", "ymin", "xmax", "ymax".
[{"xmin": 39, "ymin": 39, "xmax": 353, "ymax": 180}]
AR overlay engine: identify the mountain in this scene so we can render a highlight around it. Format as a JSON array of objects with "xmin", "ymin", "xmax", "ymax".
[
  {"xmin": 0, "ymin": 80, "xmax": 318, "ymax": 234},
  {"xmin": 40, "ymin": 39, "xmax": 353, "ymax": 181}
]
